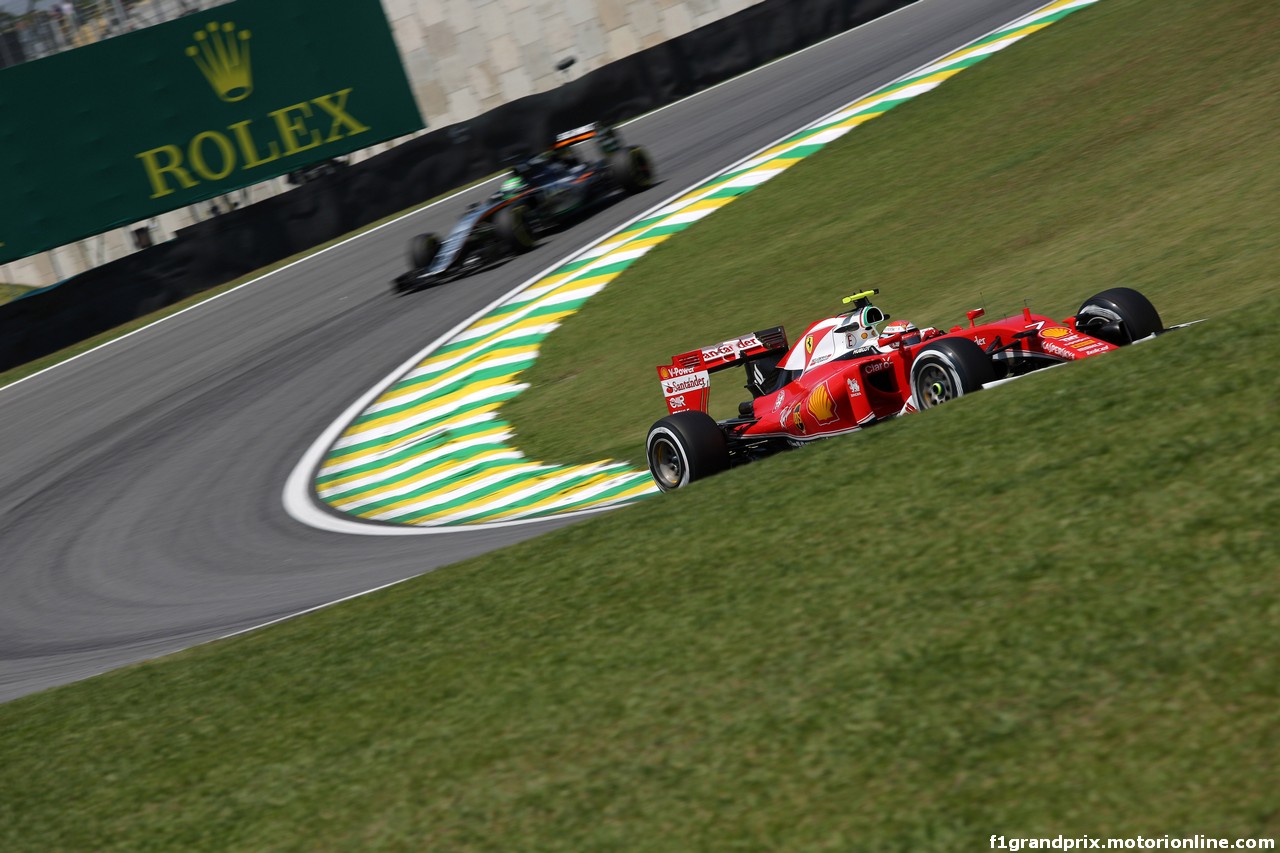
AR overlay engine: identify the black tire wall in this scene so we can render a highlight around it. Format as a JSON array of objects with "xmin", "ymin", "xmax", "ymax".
[{"xmin": 0, "ymin": 0, "xmax": 911, "ymax": 372}]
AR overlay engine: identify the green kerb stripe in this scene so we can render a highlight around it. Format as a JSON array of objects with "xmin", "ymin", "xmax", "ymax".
[
  {"xmin": 392, "ymin": 332, "xmax": 548, "ymax": 389},
  {"xmin": 348, "ymin": 458, "xmax": 541, "ymax": 517},
  {"xmin": 440, "ymin": 467, "xmax": 634, "ymax": 524},
  {"xmin": 519, "ymin": 475, "xmax": 654, "ymax": 519},
  {"xmin": 317, "ymin": 421, "xmax": 509, "ymax": 486},
  {"xmin": 352, "ymin": 362, "xmax": 533, "ymax": 427},
  {"xmin": 322, "ymin": 441, "xmax": 523, "ymax": 505},
  {"xmin": 382, "ymin": 464, "xmax": 575, "ymax": 523},
  {"xmin": 325, "ymin": 385, "xmax": 522, "ymax": 460}
]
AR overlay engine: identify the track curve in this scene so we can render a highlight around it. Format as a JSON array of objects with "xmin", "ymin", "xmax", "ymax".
[{"xmin": 0, "ymin": 0, "xmax": 1053, "ymax": 702}]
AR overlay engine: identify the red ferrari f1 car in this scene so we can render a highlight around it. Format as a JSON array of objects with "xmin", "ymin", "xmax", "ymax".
[{"xmin": 646, "ymin": 287, "xmax": 1170, "ymax": 491}]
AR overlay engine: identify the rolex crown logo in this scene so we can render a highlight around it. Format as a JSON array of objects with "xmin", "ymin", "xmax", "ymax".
[{"xmin": 187, "ymin": 21, "xmax": 253, "ymax": 103}]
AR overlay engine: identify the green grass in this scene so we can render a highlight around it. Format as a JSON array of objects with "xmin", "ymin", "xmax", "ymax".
[
  {"xmin": 505, "ymin": 0, "xmax": 1280, "ymax": 466},
  {"xmin": 0, "ymin": 283, "xmax": 35, "ymax": 306},
  {"xmin": 1, "ymin": 0, "xmax": 1277, "ymax": 848}
]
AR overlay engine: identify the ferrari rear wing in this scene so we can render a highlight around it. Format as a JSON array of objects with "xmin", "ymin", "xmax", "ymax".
[{"xmin": 656, "ymin": 326, "xmax": 788, "ymax": 415}]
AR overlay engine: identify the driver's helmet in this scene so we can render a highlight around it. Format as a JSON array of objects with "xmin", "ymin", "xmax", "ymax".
[
  {"xmin": 879, "ymin": 319, "xmax": 921, "ymax": 349},
  {"xmin": 500, "ymin": 174, "xmax": 527, "ymax": 198}
]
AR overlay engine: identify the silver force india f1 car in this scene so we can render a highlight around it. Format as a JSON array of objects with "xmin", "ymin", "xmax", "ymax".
[
  {"xmin": 393, "ymin": 123, "xmax": 654, "ymax": 293},
  {"xmin": 646, "ymin": 287, "xmax": 1182, "ymax": 491}
]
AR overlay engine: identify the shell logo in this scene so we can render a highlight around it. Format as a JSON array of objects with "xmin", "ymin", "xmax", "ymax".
[
  {"xmin": 1041, "ymin": 327, "xmax": 1072, "ymax": 339},
  {"xmin": 807, "ymin": 382, "xmax": 837, "ymax": 424}
]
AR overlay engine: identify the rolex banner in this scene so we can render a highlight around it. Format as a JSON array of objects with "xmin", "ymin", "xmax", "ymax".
[{"xmin": 0, "ymin": 0, "xmax": 423, "ymax": 265}]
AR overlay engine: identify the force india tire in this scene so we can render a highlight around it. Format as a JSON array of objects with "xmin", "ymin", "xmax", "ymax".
[
  {"xmin": 1075, "ymin": 287, "xmax": 1163, "ymax": 345},
  {"xmin": 909, "ymin": 337, "xmax": 996, "ymax": 410},
  {"xmin": 408, "ymin": 232, "xmax": 441, "ymax": 270},
  {"xmin": 610, "ymin": 146, "xmax": 655, "ymax": 194},
  {"xmin": 646, "ymin": 411, "xmax": 730, "ymax": 492},
  {"xmin": 494, "ymin": 205, "xmax": 536, "ymax": 253}
]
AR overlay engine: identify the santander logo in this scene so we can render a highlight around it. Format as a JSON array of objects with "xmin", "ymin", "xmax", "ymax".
[{"xmin": 662, "ymin": 371, "xmax": 709, "ymax": 396}]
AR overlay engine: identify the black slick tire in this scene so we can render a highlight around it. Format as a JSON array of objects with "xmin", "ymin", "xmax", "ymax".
[
  {"xmin": 408, "ymin": 233, "xmax": 441, "ymax": 270},
  {"xmin": 609, "ymin": 146, "xmax": 654, "ymax": 193},
  {"xmin": 909, "ymin": 338, "xmax": 995, "ymax": 410},
  {"xmin": 1075, "ymin": 287, "xmax": 1162, "ymax": 345},
  {"xmin": 645, "ymin": 411, "xmax": 729, "ymax": 492},
  {"xmin": 494, "ymin": 204, "xmax": 536, "ymax": 253}
]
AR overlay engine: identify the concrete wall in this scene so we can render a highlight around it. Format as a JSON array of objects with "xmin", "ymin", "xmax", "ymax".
[
  {"xmin": 2, "ymin": 0, "xmax": 764, "ymax": 288},
  {"xmin": 386, "ymin": 0, "xmax": 761, "ymax": 128}
]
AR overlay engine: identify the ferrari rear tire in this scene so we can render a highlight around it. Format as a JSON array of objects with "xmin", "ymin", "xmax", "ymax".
[
  {"xmin": 610, "ymin": 146, "xmax": 654, "ymax": 193},
  {"xmin": 645, "ymin": 411, "xmax": 729, "ymax": 492},
  {"xmin": 494, "ymin": 205, "xmax": 536, "ymax": 253},
  {"xmin": 909, "ymin": 338, "xmax": 995, "ymax": 410},
  {"xmin": 1075, "ymin": 287, "xmax": 1162, "ymax": 345},
  {"xmin": 408, "ymin": 233, "xmax": 441, "ymax": 270}
]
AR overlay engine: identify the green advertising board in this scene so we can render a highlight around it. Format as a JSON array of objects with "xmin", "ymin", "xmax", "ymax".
[{"xmin": 0, "ymin": 0, "xmax": 423, "ymax": 265}]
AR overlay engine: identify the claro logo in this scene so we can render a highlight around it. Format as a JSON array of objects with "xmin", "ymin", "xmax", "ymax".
[{"xmin": 134, "ymin": 22, "xmax": 371, "ymax": 200}]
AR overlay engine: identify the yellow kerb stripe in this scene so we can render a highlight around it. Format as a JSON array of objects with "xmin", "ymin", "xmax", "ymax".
[
  {"xmin": 347, "ymin": 374, "xmax": 518, "ymax": 436},
  {"xmin": 333, "ymin": 401, "xmax": 508, "ymax": 465},
  {"xmin": 382, "ymin": 343, "xmax": 540, "ymax": 405},
  {"xmin": 559, "ymin": 478, "xmax": 658, "ymax": 511},
  {"xmin": 332, "ymin": 447, "xmax": 520, "ymax": 508},
  {"xmin": 474, "ymin": 471, "xmax": 620, "ymax": 520},
  {"xmin": 320, "ymin": 423, "xmax": 511, "ymax": 491},
  {"xmin": 386, "ymin": 461, "xmax": 547, "ymax": 521},
  {"xmin": 419, "ymin": 467, "xmax": 601, "ymax": 522},
  {"xmin": 413, "ymin": 308, "xmax": 577, "ymax": 376}
]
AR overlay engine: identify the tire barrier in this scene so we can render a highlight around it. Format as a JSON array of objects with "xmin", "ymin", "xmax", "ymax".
[{"xmin": 0, "ymin": 0, "xmax": 914, "ymax": 373}]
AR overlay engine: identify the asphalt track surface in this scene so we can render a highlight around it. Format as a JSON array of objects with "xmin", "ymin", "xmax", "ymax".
[{"xmin": 0, "ymin": 0, "xmax": 1054, "ymax": 703}]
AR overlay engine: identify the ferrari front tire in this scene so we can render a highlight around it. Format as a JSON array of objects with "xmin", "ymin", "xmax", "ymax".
[
  {"xmin": 909, "ymin": 338, "xmax": 995, "ymax": 410},
  {"xmin": 1075, "ymin": 287, "xmax": 1162, "ymax": 345},
  {"xmin": 645, "ymin": 411, "xmax": 729, "ymax": 492}
]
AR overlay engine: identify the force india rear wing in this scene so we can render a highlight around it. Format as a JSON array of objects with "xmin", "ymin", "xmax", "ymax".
[
  {"xmin": 656, "ymin": 326, "xmax": 788, "ymax": 415},
  {"xmin": 553, "ymin": 122, "xmax": 621, "ymax": 154}
]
